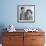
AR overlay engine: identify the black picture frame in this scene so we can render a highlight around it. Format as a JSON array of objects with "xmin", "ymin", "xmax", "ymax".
[{"xmin": 17, "ymin": 5, "xmax": 35, "ymax": 23}]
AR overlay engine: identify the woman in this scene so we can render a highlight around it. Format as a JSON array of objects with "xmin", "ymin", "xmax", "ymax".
[{"xmin": 25, "ymin": 9, "xmax": 33, "ymax": 20}]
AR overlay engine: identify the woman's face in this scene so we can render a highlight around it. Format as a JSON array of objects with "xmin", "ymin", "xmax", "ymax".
[{"xmin": 28, "ymin": 11, "xmax": 32, "ymax": 16}]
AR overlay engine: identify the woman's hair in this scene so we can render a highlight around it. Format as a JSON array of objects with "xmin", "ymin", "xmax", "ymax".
[{"xmin": 26, "ymin": 9, "xmax": 32, "ymax": 14}]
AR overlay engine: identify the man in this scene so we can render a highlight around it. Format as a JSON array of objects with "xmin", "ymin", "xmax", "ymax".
[{"xmin": 20, "ymin": 7, "xmax": 25, "ymax": 20}]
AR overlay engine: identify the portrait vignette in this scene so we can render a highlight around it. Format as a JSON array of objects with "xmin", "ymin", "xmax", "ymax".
[{"xmin": 17, "ymin": 5, "xmax": 35, "ymax": 23}]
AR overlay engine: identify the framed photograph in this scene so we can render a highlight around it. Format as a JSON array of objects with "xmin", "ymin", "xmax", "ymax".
[{"xmin": 17, "ymin": 5, "xmax": 35, "ymax": 23}]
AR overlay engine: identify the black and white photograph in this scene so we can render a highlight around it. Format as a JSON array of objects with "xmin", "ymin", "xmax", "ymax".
[{"xmin": 17, "ymin": 5, "xmax": 35, "ymax": 23}]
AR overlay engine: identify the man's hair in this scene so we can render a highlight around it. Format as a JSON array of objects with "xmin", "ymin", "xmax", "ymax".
[{"xmin": 21, "ymin": 7, "xmax": 24, "ymax": 10}]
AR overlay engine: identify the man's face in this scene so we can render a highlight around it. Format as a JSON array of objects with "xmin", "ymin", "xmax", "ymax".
[{"xmin": 22, "ymin": 8, "xmax": 25, "ymax": 12}]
